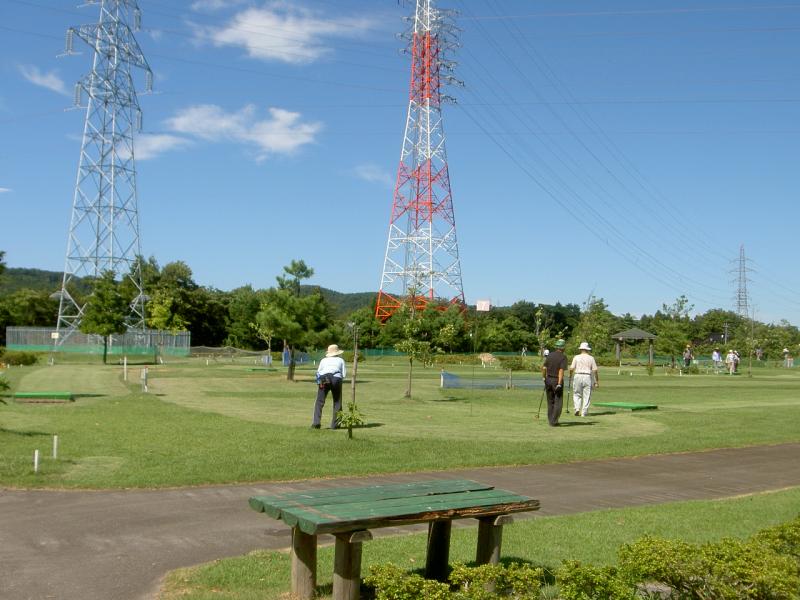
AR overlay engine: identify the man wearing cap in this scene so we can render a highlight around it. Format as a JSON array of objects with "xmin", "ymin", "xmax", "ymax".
[
  {"xmin": 311, "ymin": 344, "xmax": 347, "ymax": 429},
  {"xmin": 569, "ymin": 341, "xmax": 599, "ymax": 417},
  {"xmin": 541, "ymin": 339, "xmax": 567, "ymax": 426}
]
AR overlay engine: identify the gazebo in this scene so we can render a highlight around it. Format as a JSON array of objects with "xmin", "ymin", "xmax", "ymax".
[{"xmin": 611, "ymin": 327, "xmax": 657, "ymax": 366}]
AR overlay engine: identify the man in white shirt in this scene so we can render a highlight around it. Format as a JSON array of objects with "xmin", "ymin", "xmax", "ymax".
[
  {"xmin": 569, "ymin": 341, "xmax": 599, "ymax": 417},
  {"xmin": 311, "ymin": 344, "xmax": 347, "ymax": 429}
]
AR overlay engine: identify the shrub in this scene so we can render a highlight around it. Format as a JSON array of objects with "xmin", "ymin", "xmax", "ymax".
[
  {"xmin": 0, "ymin": 375, "xmax": 9, "ymax": 392},
  {"xmin": 556, "ymin": 561, "xmax": 635, "ymax": 600},
  {"xmin": 2, "ymin": 350, "xmax": 38, "ymax": 366},
  {"xmin": 755, "ymin": 516, "xmax": 800, "ymax": 563},
  {"xmin": 365, "ymin": 562, "xmax": 544, "ymax": 600},
  {"xmin": 616, "ymin": 533, "xmax": 800, "ymax": 600}
]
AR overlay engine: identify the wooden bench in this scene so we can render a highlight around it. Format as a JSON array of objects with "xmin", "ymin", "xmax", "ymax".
[
  {"xmin": 12, "ymin": 391, "xmax": 74, "ymax": 403},
  {"xmin": 250, "ymin": 479, "xmax": 539, "ymax": 600}
]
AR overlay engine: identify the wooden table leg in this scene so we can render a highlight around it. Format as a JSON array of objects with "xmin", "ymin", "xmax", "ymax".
[
  {"xmin": 292, "ymin": 527, "xmax": 317, "ymax": 600},
  {"xmin": 476, "ymin": 515, "xmax": 513, "ymax": 565},
  {"xmin": 333, "ymin": 530, "xmax": 372, "ymax": 600},
  {"xmin": 425, "ymin": 520, "xmax": 452, "ymax": 582}
]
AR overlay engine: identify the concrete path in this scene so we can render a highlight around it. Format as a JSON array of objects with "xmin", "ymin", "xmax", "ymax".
[{"xmin": 2, "ymin": 443, "xmax": 799, "ymax": 600}]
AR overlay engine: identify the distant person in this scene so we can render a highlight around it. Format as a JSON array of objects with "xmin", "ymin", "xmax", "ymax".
[
  {"xmin": 521, "ymin": 345, "xmax": 527, "ymax": 357},
  {"xmin": 311, "ymin": 344, "xmax": 347, "ymax": 430},
  {"xmin": 733, "ymin": 350, "xmax": 740, "ymax": 372},
  {"xmin": 755, "ymin": 347, "xmax": 763, "ymax": 361},
  {"xmin": 541, "ymin": 339, "xmax": 567, "ymax": 426},
  {"xmin": 711, "ymin": 348, "xmax": 722, "ymax": 372},
  {"xmin": 725, "ymin": 349, "xmax": 736, "ymax": 375},
  {"xmin": 783, "ymin": 348, "xmax": 794, "ymax": 368},
  {"xmin": 542, "ymin": 348, "xmax": 550, "ymax": 358},
  {"xmin": 570, "ymin": 342, "xmax": 599, "ymax": 417},
  {"xmin": 683, "ymin": 345, "xmax": 693, "ymax": 369}
]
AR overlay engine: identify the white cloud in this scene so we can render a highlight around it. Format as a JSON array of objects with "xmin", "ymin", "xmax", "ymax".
[
  {"xmin": 19, "ymin": 65, "xmax": 70, "ymax": 96},
  {"xmin": 165, "ymin": 104, "xmax": 322, "ymax": 160},
  {"xmin": 198, "ymin": 2, "xmax": 376, "ymax": 64},
  {"xmin": 0, "ymin": 187, "xmax": 12, "ymax": 194},
  {"xmin": 134, "ymin": 134, "xmax": 192, "ymax": 160},
  {"xmin": 353, "ymin": 164, "xmax": 394, "ymax": 188}
]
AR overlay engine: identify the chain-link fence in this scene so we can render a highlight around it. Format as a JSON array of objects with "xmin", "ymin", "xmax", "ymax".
[{"xmin": 5, "ymin": 327, "xmax": 191, "ymax": 357}]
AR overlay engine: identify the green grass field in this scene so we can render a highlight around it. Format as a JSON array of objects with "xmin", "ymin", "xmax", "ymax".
[{"xmin": 1, "ymin": 355, "xmax": 799, "ymax": 488}]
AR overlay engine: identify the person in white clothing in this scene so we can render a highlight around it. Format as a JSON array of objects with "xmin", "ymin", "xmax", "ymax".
[
  {"xmin": 569, "ymin": 341, "xmax": 599, "ymax": 416},
  {"xmin": 311, "ymin": 344, "xmax": 347, "ymax": 429}
]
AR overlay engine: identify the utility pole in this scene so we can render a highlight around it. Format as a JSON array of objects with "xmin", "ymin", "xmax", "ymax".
[
  {"xmin": 54, "ymin": 0, "xmax": 153, "ymax": 346},
  {"xmin": 375, "ymin": 0, "xmax": 465, "ymax": 321}
]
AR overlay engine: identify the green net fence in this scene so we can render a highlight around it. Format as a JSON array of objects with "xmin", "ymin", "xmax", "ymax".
[{"xmin": 5, "ymin": 326, "xmax": 191, "ymax": 357}]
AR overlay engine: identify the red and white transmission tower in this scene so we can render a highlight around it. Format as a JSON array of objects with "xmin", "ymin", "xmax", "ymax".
[{"xmin": 375, "ymin": 0, "xmax": 465, "ymax": 321}]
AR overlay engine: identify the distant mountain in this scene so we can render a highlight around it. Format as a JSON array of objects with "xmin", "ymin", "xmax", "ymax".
[
  {"xmin": 309, "ymin": 287, "xmax": 376, "ymax": 317},
  {"xmin": 0, "ymin": 268, "xmax": 76, "ymax": 295},
  {"xmin": 0, "ymin": 267, "xmax": 376, "ymax": 317}
]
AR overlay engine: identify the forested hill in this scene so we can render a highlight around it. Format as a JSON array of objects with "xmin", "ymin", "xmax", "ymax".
[
  {"xmin": 0, "ymin": 268, "xmax": 81, "ymax": 295},
  {"xmin": 0, "ymin": 267, "xmax": 375, "ymax": 316}
]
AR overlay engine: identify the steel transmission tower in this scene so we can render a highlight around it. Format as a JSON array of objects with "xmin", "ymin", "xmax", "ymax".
[
  {"xmin": 375, "ymin": 0, "xmax": 465, "ymax": 321},
  {"xmin": 735, "ymin": 244, "xmax": 751, "ymax": 318},
  {"xmin": 55, "ymin": 0, "xmax": 153, "ymax": 344}
]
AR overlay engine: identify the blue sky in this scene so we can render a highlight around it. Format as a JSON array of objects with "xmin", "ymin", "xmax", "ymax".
[{"xmin": 2, "ymin": 0, "xmax": 800, "ymax": 324}]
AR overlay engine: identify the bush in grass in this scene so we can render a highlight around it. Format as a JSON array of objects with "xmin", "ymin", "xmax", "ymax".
[
  {"xmin": 755, "ymin": 516, "xmax": 800, "ymax": 563},
  {"xmin": 2, "ymin": 350, "xmax": 38, "ymax": 366},
  {"xmin": 0, "ymin": 375, "xmax": 9, "ymax": 393},
  {"xmin": 557, "ymin": 524, "xmax": 800, "ymax": 600},
  {"xmin": 365, "ymin": 564, "xmax": 450, "ymax": 600},
  {"xmin": 556, "ymin": 561, "xmax": 636, "ymax": 600},
  {"xmin": 365, "ymin": 562, "xmax": 544, "ymax": 599}
]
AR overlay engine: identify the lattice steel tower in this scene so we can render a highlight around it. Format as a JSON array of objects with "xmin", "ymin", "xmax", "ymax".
[
  {"xmin": 735, "ymin": 244, "xmax": 751, "ymax": 318},
  {"xmin": 55, "ymin": 0, "xmax": 152, "ymax": 344},
  {"xmin": 375, "ymin": 0, "xmax": 465, "ymax": 321}
]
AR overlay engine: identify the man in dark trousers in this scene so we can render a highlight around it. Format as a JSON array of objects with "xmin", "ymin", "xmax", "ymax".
[{"xmin": 541, "ymin": 338, "xmax": 567, "ymax": 426}]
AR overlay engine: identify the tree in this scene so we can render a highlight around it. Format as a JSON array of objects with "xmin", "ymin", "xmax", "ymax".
[
  {"xmin": 227, "ymin": 286, "xmax": 267, "ymax": 349},
  {"xmin": 253, "ymin": 261, "xmax": 331, "ymax": 381},
  {"xmin": 571, "ymin": 296, "xmax": 618, "ymax": 354},
  {"xmin": 0, "ymin": 250, "xmax": 6, "ymax": 279},
  {"xmin": 654, "ymin": 295, "xmax": 694, "ymax": 366},
  {"xmin": 80, "ymin": 271, "xmax": 129, "ymax": 364}
]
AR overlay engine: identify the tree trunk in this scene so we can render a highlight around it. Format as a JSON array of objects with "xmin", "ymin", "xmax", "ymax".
[
  {"xmin": 405, "ymin": 357, "xmax": 413, "ymax": 397},
  {"xmin": 102, "ymin": 336, "xmax": 108, "ymax": 365}
]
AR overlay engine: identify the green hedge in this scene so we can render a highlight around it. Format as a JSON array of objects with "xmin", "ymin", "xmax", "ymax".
[{"xmin": 366, "ymin": 516, "xmax": 800, "ymax": 600}]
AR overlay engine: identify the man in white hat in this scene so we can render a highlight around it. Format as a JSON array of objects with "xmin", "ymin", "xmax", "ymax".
[
  {"xmin": 569, "ymin": 341, "xmax": 599, "ymax": 417},
  {"xmin": 311, "ymin": 344, "xmax": 347, "ymax": 429}
]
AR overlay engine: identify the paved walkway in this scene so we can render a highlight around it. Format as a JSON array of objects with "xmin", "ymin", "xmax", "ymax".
[{"xmin": 2, "ymin": 443, "xmax": 799, "ymax": 600}]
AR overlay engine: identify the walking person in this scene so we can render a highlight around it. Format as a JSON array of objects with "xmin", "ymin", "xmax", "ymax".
[
  {"xmin": 725, "ymin": 349, "xmax": 736, "ymax": 375},
  {"xmin": 541, "ymin": 339, "xmax": 567, "ymax": 426},
  {"xmin": 311, "ymin": 344, "xmax": 347, "ymax": 429},
  {"xmin": 570, "ymin": 342, "xmax": 599, "ymax": 417}
]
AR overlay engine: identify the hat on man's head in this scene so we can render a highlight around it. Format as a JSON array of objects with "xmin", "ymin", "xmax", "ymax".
[
  {"xmin": 554, "ymin": 339, "xmax": 566, "ymax": 348},
  {"xmin": 326, "ymin": 344, "xmax": 344, "ymax": 357},
  {"xmin": 578, "ymin": 341, "xmax": 592, "ymax": 351}
]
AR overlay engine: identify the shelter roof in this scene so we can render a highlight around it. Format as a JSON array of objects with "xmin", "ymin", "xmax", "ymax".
[{"xmin": 611, "ymin": 327, "xmax": 657, "ymax": 340}]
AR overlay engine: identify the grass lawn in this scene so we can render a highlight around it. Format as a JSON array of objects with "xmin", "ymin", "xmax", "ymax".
[
  {"xmin": 158, "ymin": 485, "xmax": 800, "ymax": 600},
  {"xmin": 0, "ymin": 356, "xmax": 799, "ymax": 488}
]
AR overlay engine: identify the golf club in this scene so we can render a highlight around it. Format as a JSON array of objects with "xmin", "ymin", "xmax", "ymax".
[{"xmin": 535, "ymin": 386, "xmax": 545, "ymax": 420}]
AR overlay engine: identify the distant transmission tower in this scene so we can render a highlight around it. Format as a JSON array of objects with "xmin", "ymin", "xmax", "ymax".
[
  {"xmin": 375, "ymin": 0, "xmax": 465, "ymax": 321},
  {"xmin": 734, "ymin": 244, "xmax": 751, "ymax": 318},
  {"xmin": 54, "ymin": 0, "xmax": 153, "ymax": 344}
]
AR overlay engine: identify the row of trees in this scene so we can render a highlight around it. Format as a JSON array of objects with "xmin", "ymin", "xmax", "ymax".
[{"xmin": 2, "ymin": 251, "xmax": 799, "ymax": 365}]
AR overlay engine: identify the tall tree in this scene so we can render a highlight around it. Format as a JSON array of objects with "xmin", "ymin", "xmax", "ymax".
[
  {"xmin": 0, "ymin": 250, "xmax": 6, "ymax": 280},
  {"xmin": 654, "ymin": 295, "xmax": 694, "ymax": 366},
  {"xmin": 571, "ymin": 296, "xmax": 618, "ymax": 354},
  {"xmin": 253, "ymin": 261, "xmax": 331, "ymax": 380},
  {"xmin": 80, "ymin": 271, "xmax": 129, "ymax": 364}
]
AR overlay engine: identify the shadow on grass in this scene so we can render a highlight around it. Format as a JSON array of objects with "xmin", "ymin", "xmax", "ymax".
[
  {"xmin": 0, "ymin": 427, "xmax": 51, "ymax": 437},
  {"xmin": 432, "ymin": 396, "xmax": 469, "ymax": 403},
  {"xmin": 72, "ymin": 393, "xmax": 107, "ymax": 399},
  {"xmin": 557, "ymin": 420, "xmax": 595, "ymax": 427}
]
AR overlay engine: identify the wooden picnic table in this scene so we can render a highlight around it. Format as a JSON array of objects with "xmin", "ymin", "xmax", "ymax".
[{"xmin": 249, "ymin": 479, "xmax": 539, "ymax": 600}]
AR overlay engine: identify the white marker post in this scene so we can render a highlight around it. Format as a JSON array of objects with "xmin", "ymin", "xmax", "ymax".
[
  {"xmin": 123, "ymin": 356, "xmax": 128, "ymax": 381},
  {"xmin": 34, "ymin": 449, "xmax": 40, "ymax": 473},
  {"xmin": 53, "ymin": 435, "xmax": 59, "ymax": 459}
]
